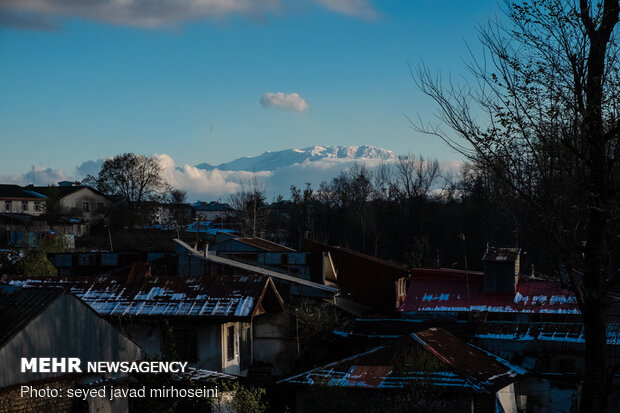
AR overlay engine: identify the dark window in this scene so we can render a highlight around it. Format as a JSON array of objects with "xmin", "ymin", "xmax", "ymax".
[
  {"xmin": 82, "ymin": 202, "xmax": 90, "ymax": 212},
  {"xmin": 97, "ymin": 202, "xmax": 104, "ymax": 211},
  {"xmin": 21, "ymin": 201, "xmax": 28, "ymax": 211},
  {"xmin": 172, "ymin": 328, "xmax": 198, "ymax": 362},
  {"xmin": 34, "ymin": 201, "xmax": 41, "ymax": 211},
  {"xmin": 227, "ymin": 325, "xmax": 235, "ymax": 361},
  {"xmin": 4, "ymin": 201, "xmax": 10, "ymax": 212}
]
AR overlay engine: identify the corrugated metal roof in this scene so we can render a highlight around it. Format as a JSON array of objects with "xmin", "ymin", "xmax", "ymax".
[
  {"xmin": 476, "ymin": 322, "xmax": 620, "ymax": 344},
  {"xmin": 8, "ymin": 274, "xmax": 283, "ymax": 320},
  {"xmin": 400, "ymin": 269, "xmax": 579, "ymax": 314},
  {"xmin": 413, "ymin": 328, "xmax": 525, "ymax": 391},
  {"xmin": 0, "ymin": 287, "xmax": 63, "ymax": 347},
  {"xmin": 279, "ymin": 329, "xmax": 522, "ymax": 393}
]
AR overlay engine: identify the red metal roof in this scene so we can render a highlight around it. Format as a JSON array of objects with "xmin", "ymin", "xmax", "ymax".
[{"xmin": 400, "ymin": 268, "xmax": 579, "ymax": 314}]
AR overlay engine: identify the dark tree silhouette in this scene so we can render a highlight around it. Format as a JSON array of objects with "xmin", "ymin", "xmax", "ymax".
[{"xmin": 414, "ymin": 1, "xmax": 620, "ymax": 410}]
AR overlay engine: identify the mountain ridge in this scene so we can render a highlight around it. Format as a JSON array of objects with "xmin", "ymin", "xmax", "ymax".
[{"xmin": 195, "ymin": 145, "xmax": 397, "ymax": 172}]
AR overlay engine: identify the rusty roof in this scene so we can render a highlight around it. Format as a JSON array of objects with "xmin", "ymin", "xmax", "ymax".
[
  {"xmin": 412, "ymin": 328, "xmax": 524, "ymax": 391},
  {"xmin": 279, "ymin": 328, "xmax": 523, "ymax": 393},
  {"xmin": 0, "ymin": 287, "xmax": 64, "ymax": 348},
  {"xmin": 8, "ymin": 274, "xmax": 284, "ymax": 321}
]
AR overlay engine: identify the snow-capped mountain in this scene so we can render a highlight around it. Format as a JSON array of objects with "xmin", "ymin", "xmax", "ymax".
[{"xmin": 195, "ymin": 145, "xmax": 397, "ymax": 172}]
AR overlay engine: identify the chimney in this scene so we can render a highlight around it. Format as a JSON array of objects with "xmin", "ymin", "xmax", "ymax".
[{"xmin": 482, "ymin": 246, "xmax": 520, "ymax": 293}]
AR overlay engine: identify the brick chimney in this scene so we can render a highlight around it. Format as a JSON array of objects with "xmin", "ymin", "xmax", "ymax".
[{"xmin": 482, "ymin": 246, "xmax": 520, "ymax": 293}]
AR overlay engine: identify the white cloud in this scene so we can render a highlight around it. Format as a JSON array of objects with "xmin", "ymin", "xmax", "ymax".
[
  {"xmin": 0, "ymin": 154, "xmax": 462, "ymax": 203},
  {"xmin": 310, "ymin": 0, "xmax": 378, "ymax": 20},
  {"xmin": 154, "ymin": 153, "xmax": 272, "ymax": 201},
  {"xmin": 260, "ymin": 92, "xmax": 310, "ymax": 112},
  {"xmin": 0, "ymin": 165, "xmax": 73, "ymax": 186},
  {"xmin": 0, "ymin": 0, "xmax": 378, "ymax": 30},
  {"xmin": 0, "ymin": 0, "xmax": 282, "ymax": 30},
  {"xmin": 75, "ymin": 159, "xmax": 104, "ymax": 178}
]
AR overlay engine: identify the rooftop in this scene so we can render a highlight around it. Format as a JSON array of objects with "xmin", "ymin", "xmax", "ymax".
[
  {"xmin": 0, "ymin": 184, "xmax": 47, "ymax": 200},
  {"xmin": 235, "ymin": 237, "xmax": 296, "ymax": 252},
  {"xmin": 0, "ymin": 286, "xmax": 63, "ymax": 347},
  {"xmin": 8, "ymin": 274, "xmax": 284, "ymax": 321},
  {"xmin": 400, "ymin": 268, "xmax": 579, "ymax": 314},
  {"xmin": 279, "ymin": 328, "xmax": 523, "ymax": 393}
]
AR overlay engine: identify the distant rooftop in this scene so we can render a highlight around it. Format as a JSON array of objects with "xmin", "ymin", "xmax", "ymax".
[{"xmin": 0, "ymin": 184, "xmax": 46, "ymax": 200}]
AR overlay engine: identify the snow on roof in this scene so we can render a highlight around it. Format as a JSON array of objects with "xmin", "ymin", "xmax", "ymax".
[
  {"xmin": 279, "ymin": 329, "xmax": 522, "ymax": 393},
  {"xmin": 400, "ymin": 269, "xmax": 579, "ymax": 314},
  {"xmin": 8, "ymin": 274, "xmax": 283, "ymax": 320}
]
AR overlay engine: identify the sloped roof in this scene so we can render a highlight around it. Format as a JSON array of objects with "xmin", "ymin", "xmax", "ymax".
[
  {"xmin": 400, "ymin": 268, "xmax": 579, "ymax": 314},
  {"xmin": 235, "ymin": 237, "xmax": 296, "ymax": 252},
  {"xmin": 302, "ymin": 239, "xmax": 409, "ymax": 275},
  {"xmin": 29, "ymin": 185, "xmax": 106, "ymax": 199},
  {"xmin": 413, "ymin": 328, "xmax": 525, "ymax": 391},
  {"xmin": 476, "ymin": 321, "xmax": 620, "ymax": 344},
  {"xmin": 0, "ymin": 286, "xmax": 63, "ymax": 347},
  {"xmin": 8, "ymin": 274, "xmax": 284, "ymax": 321},
  {"xmin": 279, "ymin": 328, "xmax": 523, "ymax": 393},
  {"xmin": 174, "ymin": 239, "xmax": 338, "ymax": 295},
  {"xmin": 0, "ymin": 185, "xmax": 46, "ymax": 200}
]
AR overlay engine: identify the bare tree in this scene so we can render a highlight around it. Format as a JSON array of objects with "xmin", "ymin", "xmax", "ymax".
[
  {"xmin": 413, "ymin": 1, "xmax": 619, "ymax": 410},
  {"xmin": 229, "ymin": 174, "xmax": 267, "ymax": 238}
]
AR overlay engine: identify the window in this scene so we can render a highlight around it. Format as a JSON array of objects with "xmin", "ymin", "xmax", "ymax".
[
  {"xmin": 82, "ymin": 202, "xmax": 90, "ymax": 212},
  {"xmin": 21, "ymin": 201, "xmax": 28, "ymax": 211},
  {"xmin": 97, "ymin": 202, "xmax": 104, "ymax": 211},
  {"xmin": 34, "ymin": 201, "xmax": 41, "ymax": 211},
  {"xmin": 5, "ymin": 201, "xmax": 11, "ymax": 212},
  {"xmin": 172, "ymin": 328, "xmax": 198, "ymax": 362},
  {"xmin": 227, "ymin": 325, "xmax": 235, "ymax": 361}
]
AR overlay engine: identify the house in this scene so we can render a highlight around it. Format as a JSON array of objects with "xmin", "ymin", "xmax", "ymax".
[
  {"xmin": 153, "ymin": 203, "xmax": 194, "ymax": 229},
  {"xmin": 278, "ymin": 327, "xmax": 525, "ymax": 413},
  {"xmin": 0, "ymin": 185, "xmax": 46, "ymax": 216},
  {"xmin": 212, "ymin": 236, "xmax": 296, "ymax": 254},
  {"xmin": 302, "ymin": 239, "xmax": 410, "ymax": 314},
  {"xmin": 212, "ymin": 236, "xmax": 333, "ymax": 286},
  {"xmin": 8, "ymin": 273, "xmax": 286, "ymax": 377},
  {"xmin": 0, "ymin": 285, "xmax": 142, "ymax": 413},
  {"xmin": 175, "ymin": 239, "xmax": 339, "ymax": 301},
  {"xmin": 28, "ymin": 184, "xmax": 111, "ymax": 223},
  {"xmin": 192, "ymin": 201, "xmax": 235, "ymax": 221}
]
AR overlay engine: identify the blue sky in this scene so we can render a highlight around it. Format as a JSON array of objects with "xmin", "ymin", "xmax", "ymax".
[{"xmin": 0, "ymin": 0, "xmax": 500, "ymax": 192}]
